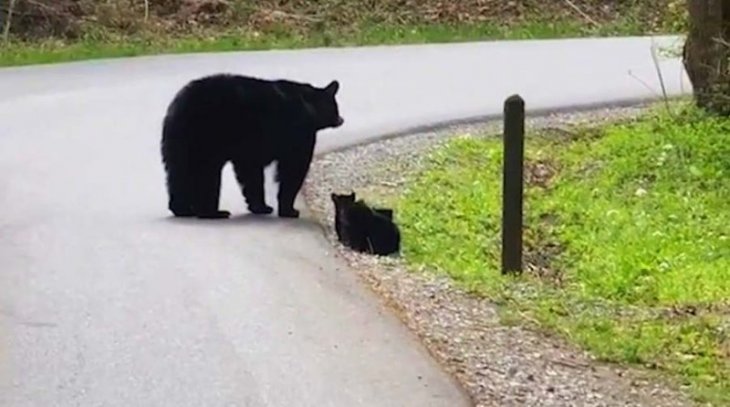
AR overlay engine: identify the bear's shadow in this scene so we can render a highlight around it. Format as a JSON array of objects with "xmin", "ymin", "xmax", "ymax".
[{"xmin": 161, "ymin": 212, "xmax": 323, "ymax": 232}]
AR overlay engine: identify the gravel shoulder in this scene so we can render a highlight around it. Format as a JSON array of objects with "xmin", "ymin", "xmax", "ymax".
[{"xmin": 302, "ymin": 105, "xmax": 696, "ymax": 407}]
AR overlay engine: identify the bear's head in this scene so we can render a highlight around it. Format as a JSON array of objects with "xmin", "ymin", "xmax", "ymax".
[
  {"xmin": 330, "ymin": 192, "xmax": 355, "ymax": 226},
  {"xmin": 302, "ymin": 81, "xmax": 344, "ymax": 131},
  {"xmin": 331, "ymin": 191, "xmax": 355, "ymax": 206}
]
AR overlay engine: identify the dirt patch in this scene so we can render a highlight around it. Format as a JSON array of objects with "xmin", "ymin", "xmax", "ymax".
[
  {"xmin": 525, "ymin": 158, "xmax": 559, "ymax": 189},
  {"xmin": 524, "ymin": 234, "xmax": 564, "ymax": 285},
  {"xmin": 524, "ymin": 157, "xmax": 563, "ymax": 284}
]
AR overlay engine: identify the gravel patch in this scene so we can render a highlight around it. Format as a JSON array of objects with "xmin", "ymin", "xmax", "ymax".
[{"xmin": 302, "ymin": 105, "xmax": 697, "ymax": 407}]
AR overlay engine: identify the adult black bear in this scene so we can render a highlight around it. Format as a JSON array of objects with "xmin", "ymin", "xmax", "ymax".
[
  {"xmin": 161, "ymin": 73, "xmax": 344, "ymax": 219},
  {"xmin": 331, "ymin": 192, "xmax": 401, "ymax": 256}
]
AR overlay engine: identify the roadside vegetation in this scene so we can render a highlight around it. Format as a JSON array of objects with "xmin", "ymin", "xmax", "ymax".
[
  {"xmin": 388, "ymin": 102, "xmax": 729, "ymax": 405},
  {"xmin": 0, "ymin": 0, "xmax": 688, "ymax": 66}
]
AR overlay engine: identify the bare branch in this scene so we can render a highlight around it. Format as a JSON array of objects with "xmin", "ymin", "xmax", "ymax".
[
  {"xmin": 2, "ymin": 0, "xmax": 18, "ymax": 43},
  {"xmin": 650, "ymin": 38, "xmax": 673, "ymax": 117}
]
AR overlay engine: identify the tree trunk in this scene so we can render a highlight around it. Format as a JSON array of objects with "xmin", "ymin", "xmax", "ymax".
[{"xmin": 683, "ymin": 0, "xmax": 730, "ymax": 115}]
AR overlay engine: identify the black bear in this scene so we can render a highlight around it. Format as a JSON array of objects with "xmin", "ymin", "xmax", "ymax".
[
  {"xmin": 161, "ymin": 73, "xmax": 344, "ymax": 219},
  {"xmin": 331, "ymin": 192, "xmax": 401, "ymax": 256}
]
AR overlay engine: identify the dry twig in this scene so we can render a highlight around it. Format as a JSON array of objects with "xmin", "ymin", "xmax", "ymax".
[{"xmin": 562, "ymin": 0, "xmax": 600, "ymax": 27}]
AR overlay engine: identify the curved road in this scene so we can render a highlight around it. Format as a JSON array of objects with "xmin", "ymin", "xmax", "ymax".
[{"xmin": 0, "ymin": 36, "xmax": 688, "ymax": 406}]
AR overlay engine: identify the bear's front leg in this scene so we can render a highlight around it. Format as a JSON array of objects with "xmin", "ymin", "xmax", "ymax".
[
  {"xmin": 276, "ymin": 172, "xmax": 302, "ymax": 219},
  {"xmin": 276, "ymin": 154, "xmax": 314, "ymax": 219},
  {"xmin": 232, "ymin": 160, "xmax": 273, "ymax": 215}
]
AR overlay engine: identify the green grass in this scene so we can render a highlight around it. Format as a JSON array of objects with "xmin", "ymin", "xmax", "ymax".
[
  {"xmin": 0, "ymin": 18, "xmax": 675, "ymax": 67},
  {"xmin": 394, "ymin": 104, "xmax": 730, "ymax": 405}
]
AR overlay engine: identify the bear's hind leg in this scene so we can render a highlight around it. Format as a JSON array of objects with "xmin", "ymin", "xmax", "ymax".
[
  {"xmin": 232, "ymin": 161, "xmax": 273, "ymax": 215},
  {"xmin": 166, "ymin": 170, "xmax": 195, "ymax": 217},
  {"xmin": 162, "ymin": 135, "xmax": 194, "ymax": 217},
  {"xmin": 191, "ymin": 162, "xmax": 230, "ymax": 219}
]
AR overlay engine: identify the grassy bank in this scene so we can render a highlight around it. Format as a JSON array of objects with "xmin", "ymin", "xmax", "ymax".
[
  {"xmin": 0, "ymin": 21, "xmax": 608, "ymax": 67},
  {"xmin": 389, "ymin": 104, "xmax": 729, "ymax": 405},
  {"xmin": 0, "ymin": 0, "xmax": 687, "ymax": 67}
]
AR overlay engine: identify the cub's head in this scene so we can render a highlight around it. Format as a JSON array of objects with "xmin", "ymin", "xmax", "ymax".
[
  {"xmin": 302, "ymin": 80, "xmax": 344, "ymax": 131},
  {"xmin": 331, "ymin": 192, "xmax": 356, "ymax": 214}
]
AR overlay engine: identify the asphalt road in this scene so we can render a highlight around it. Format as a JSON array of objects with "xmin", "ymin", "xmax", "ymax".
[{"xmin": 0, "ymin": 36, "xmax": 689, "ymax": 407}]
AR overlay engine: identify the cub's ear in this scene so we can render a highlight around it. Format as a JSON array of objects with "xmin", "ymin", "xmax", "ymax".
[{"xmin": 324, "ymin": 80, "xmax": 340, "ymax": 96}]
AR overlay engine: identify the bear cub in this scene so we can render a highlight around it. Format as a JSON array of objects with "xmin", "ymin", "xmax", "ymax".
[
  {"xmin": 331, "ymin": 192, "xmax": 400, "ymax": 256},
  {"xmin": 161, "ymin": 73, "xmax": 344, "ymax": 219}
]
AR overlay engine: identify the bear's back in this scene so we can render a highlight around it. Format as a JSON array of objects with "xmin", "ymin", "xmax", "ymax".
[{"xmin": 165, "ymin": 74, "xmax": 310, "ymax": 137}]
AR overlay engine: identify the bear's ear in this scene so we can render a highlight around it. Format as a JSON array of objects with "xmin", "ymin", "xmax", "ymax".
[{"xmin": 324, "ymin": 80, "xmax": 340, "ymax": 96}]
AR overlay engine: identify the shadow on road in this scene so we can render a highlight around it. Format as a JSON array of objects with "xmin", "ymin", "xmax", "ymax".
[{"xmin": 158, "ymin": 212, "xmax": 327, "ymax": 232}]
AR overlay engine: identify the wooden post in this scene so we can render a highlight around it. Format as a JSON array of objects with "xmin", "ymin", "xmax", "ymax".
[{"xmin": 501, "ymin": 95, "xmax": 525, "ymax": 274}]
